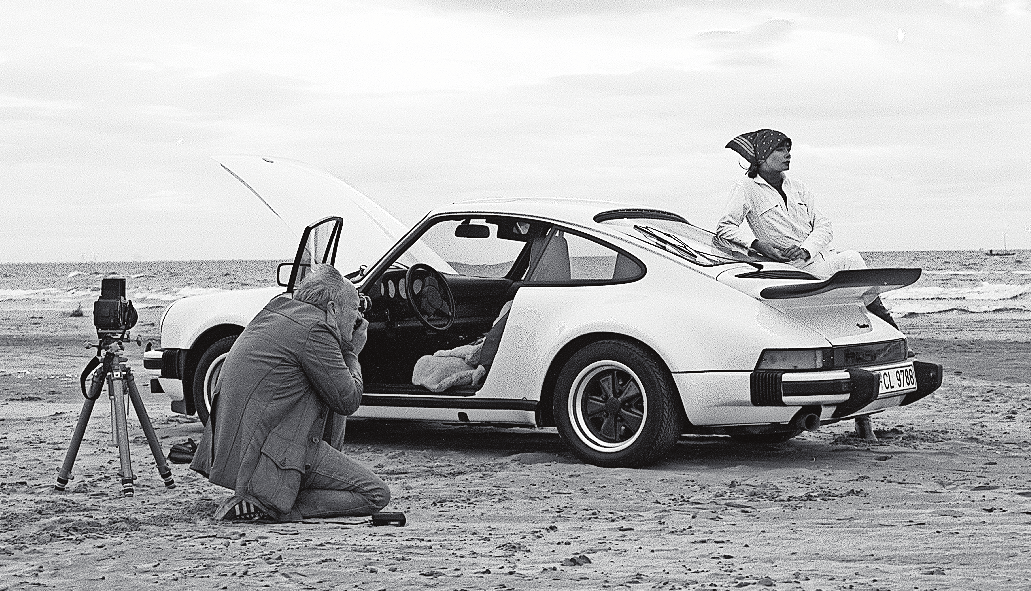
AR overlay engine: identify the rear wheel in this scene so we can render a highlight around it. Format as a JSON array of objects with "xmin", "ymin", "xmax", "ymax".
[
  {"xmin": 191, "ymin": 336, "xmax": 236, "ymax": 425},
  {"xmin": 553, "ymin": 340, "xmax": 682, "ymax": 468}
]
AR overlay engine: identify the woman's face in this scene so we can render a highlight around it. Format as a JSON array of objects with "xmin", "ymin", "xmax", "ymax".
[{"xmin": 760, "ymin": 146, "xmax": 791, "ymax": 174}]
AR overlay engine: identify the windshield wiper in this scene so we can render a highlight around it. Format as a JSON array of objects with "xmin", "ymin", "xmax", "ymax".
[{"xmin": 634, "ymin": 225, "xmax": 722, "ymax": 265}]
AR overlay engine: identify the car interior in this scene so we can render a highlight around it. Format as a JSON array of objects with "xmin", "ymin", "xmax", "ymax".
[
  {"xmin": 355, "ymin": 215, "xmax": 644, "ymax": 396},
  {"xmin": 357, "ymin": 217, "xmax": 535, "ymax": 394}
]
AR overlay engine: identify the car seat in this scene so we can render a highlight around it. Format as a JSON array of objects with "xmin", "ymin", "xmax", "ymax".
[{"xmin": 528, "ymin": 231, "xmax": 571, "ymax": 281}]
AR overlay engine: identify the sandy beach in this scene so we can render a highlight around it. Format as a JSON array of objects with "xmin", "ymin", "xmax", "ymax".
[{"xmin": 1, "ymin": 306, "xmax": 1029, "ymax": 591}]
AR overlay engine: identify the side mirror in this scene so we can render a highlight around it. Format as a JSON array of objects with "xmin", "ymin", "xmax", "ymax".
[
  {"xmin": 455, "ymin": 223, "xmax": 491, "ymax": 239},
  {"xmin": 277, "ymin": 263, "xmax": 295, "ymax": 287}
]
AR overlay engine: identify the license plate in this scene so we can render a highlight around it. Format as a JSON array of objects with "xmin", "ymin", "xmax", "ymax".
[{"xmin": 878, "ymin": 363, "xmax": 917, "ymax": 395}]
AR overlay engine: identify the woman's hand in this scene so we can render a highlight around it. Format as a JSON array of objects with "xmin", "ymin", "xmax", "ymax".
[
  {"xmin": 751, "ymin": 239, "xmax": 789, "ymax": 261},
  {"xmin": 751, "ymin": 239, "xmax": 810, "ymax": 263},
  {"xmin": 780, "ymin": 245, "xmax": 811, "ymax": 262}
]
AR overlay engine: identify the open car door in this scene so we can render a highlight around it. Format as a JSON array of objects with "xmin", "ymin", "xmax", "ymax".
[{"xmin": 280, "ymin": 216, "xmax": 344, "ymax": 292}]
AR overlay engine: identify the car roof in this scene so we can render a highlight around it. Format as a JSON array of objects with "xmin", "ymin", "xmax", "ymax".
[{"xmin": 425, "ymin": 197, "xmax": 677, "ymax": 230}]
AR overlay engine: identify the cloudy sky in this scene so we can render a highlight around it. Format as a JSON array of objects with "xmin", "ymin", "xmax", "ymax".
[{"xmin": 2, "ymin": 1, "xmax": 1028, "ymax": 262}]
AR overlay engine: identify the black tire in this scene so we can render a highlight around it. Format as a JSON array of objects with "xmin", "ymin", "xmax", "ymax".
[
  {"xmin": 727, "ymin": 430, "xmax": 802, "ymax": 445},
  {"xmin": 553, "ymin": 340, "xmax": 682, "ymax": 468},
  {"xmin": 191, "ymin": 336, "xmax": 236, "ymax": 425}
]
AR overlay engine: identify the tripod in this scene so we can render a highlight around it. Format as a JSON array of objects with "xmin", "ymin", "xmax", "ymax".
[{"xmin": 56, "ymin": 337, "xmax": 175, "ymax": 496}]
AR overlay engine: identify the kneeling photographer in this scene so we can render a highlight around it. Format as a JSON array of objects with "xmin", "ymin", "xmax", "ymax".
[{"xmin": 191, "ymin": 265, "xmax": 391, "ymax": 522}]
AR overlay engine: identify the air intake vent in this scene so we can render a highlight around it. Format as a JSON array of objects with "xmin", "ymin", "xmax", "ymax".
[
  {"xmin": 750, "ymin": 371, "xmax": 784, "ymax": 406},
  {"xmin": 594, "ymin": 209, "xmax": 688, "ymax": 223}
]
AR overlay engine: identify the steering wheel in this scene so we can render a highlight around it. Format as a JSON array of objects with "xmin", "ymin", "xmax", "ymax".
[{"xmin": 405, "ymin": 263, "xmax": 456, "ymax": 331}]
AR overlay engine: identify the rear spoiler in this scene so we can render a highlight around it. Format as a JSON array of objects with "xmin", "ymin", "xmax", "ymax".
[{"xmin": 760, "ymin": 268, "xmax": 921, "ymax": 300}]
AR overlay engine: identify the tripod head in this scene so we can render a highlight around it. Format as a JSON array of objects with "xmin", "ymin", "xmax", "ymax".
[{"xmin": 81, "ymin": 338, "xmax": 128, "ymax": 400}]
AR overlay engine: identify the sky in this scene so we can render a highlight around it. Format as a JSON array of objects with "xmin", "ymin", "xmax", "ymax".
[{"xmin": 1, "ymin": 0, "xmax": 1029, "ymax": 262}]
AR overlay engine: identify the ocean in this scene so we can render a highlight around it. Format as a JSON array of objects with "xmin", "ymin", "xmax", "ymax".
[{"xmin": 1, "ymin": 251, "xmax": 1028, "ymax": 342}]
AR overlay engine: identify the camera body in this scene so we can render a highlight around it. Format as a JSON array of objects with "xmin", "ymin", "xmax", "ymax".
[
  {"xmin": 93, "ymin": 276, "xmax": 138, "ymax": 335},
  {"xmin": 354, "ymin": 294, "xmax": 371, "ymax": 330}
]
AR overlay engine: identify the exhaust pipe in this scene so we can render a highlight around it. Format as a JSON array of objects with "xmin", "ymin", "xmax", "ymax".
[{"xmin": 790, "ymin": 410, "xmax": 822, "ymax": 432}]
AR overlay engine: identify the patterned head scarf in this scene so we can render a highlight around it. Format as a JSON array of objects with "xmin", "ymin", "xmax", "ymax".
[{"xmin": 726, "ymin": 129, "xmax": 791, "ymax": 175}]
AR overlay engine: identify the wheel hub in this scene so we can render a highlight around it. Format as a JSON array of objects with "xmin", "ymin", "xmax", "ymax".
[
  {"xmin": 570, "ymin": 361, "xmax": 647, "ymax": 449},
  {"xmin": 604, "ymin": 395, "xmax": 622, "ymax": 414}
]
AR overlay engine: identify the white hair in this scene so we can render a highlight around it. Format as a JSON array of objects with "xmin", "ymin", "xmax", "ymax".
[{"xmin": 293, "ymin": 265, "xmax": 354, "ymax": 309}]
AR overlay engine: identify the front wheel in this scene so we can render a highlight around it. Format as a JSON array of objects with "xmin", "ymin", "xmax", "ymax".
[
  {"xmin": 191, "ymin": 336, "xmax": 236, "ymax": 425},
  {"xmin": 553, "ymin": 340, "xmax": 682, "ymax": 468}
]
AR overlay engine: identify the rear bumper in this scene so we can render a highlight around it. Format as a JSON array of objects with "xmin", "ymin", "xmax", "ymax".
[
  {"xmin": 899, "ymin": 360, "xmax": 943, "ymax": 406},
  {"xmin": 751, "ymin": 360, "xmax": 943, "ymax": 417}
]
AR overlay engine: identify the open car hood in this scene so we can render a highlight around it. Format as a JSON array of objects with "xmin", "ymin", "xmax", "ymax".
[{"xmin": 216, "ymin": 154, "xmax": 408, "ymax": 275}]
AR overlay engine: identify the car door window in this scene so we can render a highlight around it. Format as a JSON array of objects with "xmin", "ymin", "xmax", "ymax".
[{"xmin": 287, "ymin": 216, "xmax": 342, "ymax": 292}]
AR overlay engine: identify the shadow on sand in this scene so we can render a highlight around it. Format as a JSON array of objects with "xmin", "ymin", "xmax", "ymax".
[{"xmin": 342, "ymin": 419, "xmax": 876, "ymax": 471}]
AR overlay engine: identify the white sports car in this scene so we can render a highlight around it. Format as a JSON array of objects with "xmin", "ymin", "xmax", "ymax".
[{"xmin": 146, "ymin": 157, "xmax": 942, "ymax": 467}]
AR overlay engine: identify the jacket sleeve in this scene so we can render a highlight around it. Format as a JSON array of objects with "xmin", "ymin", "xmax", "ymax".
[
  {"xmin": 716, "ymin": 181, "xmax": 756, "ymax": 249},
  {"xmin": 798, "ymin": 184, "xmax": 833, "ymax": 257},
  {"xmin": 300, "ymin": 322, "xmax": 363, "ymax": 416}
]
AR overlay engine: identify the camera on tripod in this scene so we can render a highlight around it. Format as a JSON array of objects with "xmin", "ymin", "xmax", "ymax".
[
  {"xmin": 93, "ymin": 276, "xmax": 138, "ymax": 338},
  {"xmin": 57, "ymin": 275, "xmax": 175, "ymax": 496}
]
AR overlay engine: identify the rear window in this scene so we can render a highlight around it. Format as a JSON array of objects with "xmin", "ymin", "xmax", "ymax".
[{"xmin": 596, "ymin": 209, "xmax": 754, "ymax": 267}]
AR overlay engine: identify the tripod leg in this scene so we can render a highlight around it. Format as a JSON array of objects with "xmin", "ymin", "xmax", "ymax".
[
  {"xmin": 55, "ymin": 397, "xmax": 98, "ymax": 491},
  {"xmin": 109, "ymin": 373, "xmax": 135, "ymax": 497},
  {"xmin": 125, "ymin": 368, "xmax": 175, "ymax": 488},
  {"xmin": 56, "ymin": 367, "xmax": 106, "ymax": 491}
]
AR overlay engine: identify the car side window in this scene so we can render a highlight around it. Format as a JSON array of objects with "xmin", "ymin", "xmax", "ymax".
[{"xmin": 527, "ymin": 229, "xmax": 643, "ymax": 283}]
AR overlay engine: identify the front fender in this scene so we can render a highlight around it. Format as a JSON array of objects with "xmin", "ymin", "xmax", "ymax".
[{"xmin": 159, "ymin": 287, "xmax": 282, "ymax": 350}]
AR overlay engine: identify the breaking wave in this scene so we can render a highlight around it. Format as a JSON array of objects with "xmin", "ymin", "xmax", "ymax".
[{"xmin": 886, "ymin": 283, "xmax": 1030, "ymax": 302}]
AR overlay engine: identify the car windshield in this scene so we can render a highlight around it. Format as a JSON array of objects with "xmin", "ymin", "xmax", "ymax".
[
  {"xmin": 597, "ymin": 212, "xmax": 762, "ymax": 267},
  {"xmin": 394, "ymin": 216, "xmax": 538, "ymax": 279}
]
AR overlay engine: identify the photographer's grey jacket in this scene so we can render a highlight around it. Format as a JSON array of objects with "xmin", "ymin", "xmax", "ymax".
[{"xmin": 190, "ymin": 294, "xmax": 362, "ymax": 520}]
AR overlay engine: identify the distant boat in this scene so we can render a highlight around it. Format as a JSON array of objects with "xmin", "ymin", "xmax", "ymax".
[{"xmin": 986, "ymin": 233, "xmax": 1016, "ymax": 256}]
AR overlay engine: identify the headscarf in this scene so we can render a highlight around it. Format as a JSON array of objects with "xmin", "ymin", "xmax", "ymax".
[{"xmin": 726, "ymin": 129, "xmax": 791, "ymax": 175}]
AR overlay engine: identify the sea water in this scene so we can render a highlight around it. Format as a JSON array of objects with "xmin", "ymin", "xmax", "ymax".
[
  {"xmin": 1, "ymin": 251, "xmax": 1028, "ymax": 341},
  {"xmin": 864, "ymin": 250, "xmax": 1031, "ymax": 342}
]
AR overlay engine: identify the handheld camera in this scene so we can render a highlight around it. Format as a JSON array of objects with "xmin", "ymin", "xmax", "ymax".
[{"xmin": 355, "ymin": 294, "xmax": 371, "ymax": 330}]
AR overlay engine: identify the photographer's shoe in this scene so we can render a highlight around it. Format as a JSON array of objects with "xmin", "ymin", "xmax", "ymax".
[{"xmin": 215, "ymin": 496, "xmax": 273, "ymax": 522}]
